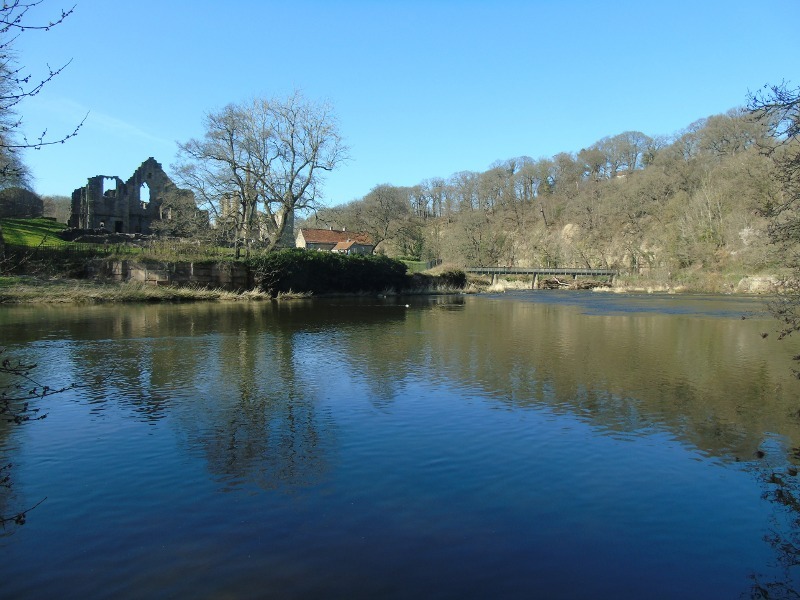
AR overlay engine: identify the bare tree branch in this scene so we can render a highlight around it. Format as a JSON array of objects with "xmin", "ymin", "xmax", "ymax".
[
  {"xmin": 0, "ymin": 0, "xmax": 82, "ymax": 186},
  {"xmin": 174, "ymin": 90, "xmax": 348, "ymax": 254}
]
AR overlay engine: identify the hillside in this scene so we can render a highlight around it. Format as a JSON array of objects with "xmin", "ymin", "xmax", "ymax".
[
  {"xmin": 0, "ymin": 217, "xmax": 68, "ymax": 246},
  {"xmin": 307, "ymin": 107, "xmax": 795, "ymax": 291}
]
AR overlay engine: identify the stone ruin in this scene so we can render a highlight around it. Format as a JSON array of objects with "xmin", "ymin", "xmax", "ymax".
[{"xmin": 68, "ymin": 157, "xmax": 193, "ymax": 235}]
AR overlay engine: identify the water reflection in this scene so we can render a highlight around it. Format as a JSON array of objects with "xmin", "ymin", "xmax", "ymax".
[
  {"xmin": 180, "ymin": 322, "xmax": 334, "ymax": 491},
  {"xmin": 4, "ymin": 295, "xmax": 799, "ymax": 468},
  {"xmin": 1, "ymin": 293, "xmax": 800, "ymax": 597},
  {"xmin": 748, "ymin": 439, "xmax": 800, "ymax": 598}
]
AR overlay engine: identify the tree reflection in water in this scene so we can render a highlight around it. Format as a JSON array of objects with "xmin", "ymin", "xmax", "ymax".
[
  {"xmin": 195, "ymin": 326, "xmax": 329, "ymax": 491},
  {"xmin": 3, "ymin": 294, "xmax": 800, "ymax": 597},
  {"xmin": 750, "ymin": 444, "xmax": 800, "ymax": 599}
]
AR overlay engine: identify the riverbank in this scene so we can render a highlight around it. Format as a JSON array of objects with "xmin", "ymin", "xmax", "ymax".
[
  {"xmin": 480, "ymin": 272, "xmax": 790, "ymax": 295},
  {"xmin": 0, "ymin": 276, "xmax": 474, "ymax": 304},
  {"xmin": 0, "ymin": 271, "xmax": 790, "ymax": 304},
  {"xmin": 0, "ymin": 277, "xmax": 274, "ymax": 304}
]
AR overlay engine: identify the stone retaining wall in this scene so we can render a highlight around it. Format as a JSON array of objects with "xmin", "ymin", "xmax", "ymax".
[{"xmin": 102, "ymin": 260, "xmax": 252, "ymax": 290}]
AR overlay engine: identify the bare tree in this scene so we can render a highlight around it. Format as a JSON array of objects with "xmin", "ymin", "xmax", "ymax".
[
  {"xmin": 447, "ymin": 170, "xmax": 480, "ymax": 211},
  {"xmin": 1, "ymin": 348, "xmax": 74, "ymax": 527},
  {"xmin": 316, "ymin": 184, "xmax": 421, "ymax": 256},
  {"xmin": 174, "ymin": 91, "xmax": 348, "ymax": 255},
  {"xmin": 0, "ymin": 1, "xmax": 84, "ymax": 182},
  {"xmin": 699, "ymin": 108, "xmax": 766, "ymax": 158},
  {"xmin": 749, "ymin": 82, "xmax": 800, "ymax": 341},
  {"xmin": 41, "ymin": 193, "xmax": 70, "ymax": 222},
  {"xmin": 348, "ymin": 184, "xmax": 411, "ymax": 251},
  {"xmin": 172, "ymin": 104, "xmax": 256, "ymax": 252},
  {"xmin": 0, "ymin": 0, "xmax": 83, "ymax": 261},
  {"xmin": 0, "ymin": 6, "xmax": 85, "ymax": 531}
]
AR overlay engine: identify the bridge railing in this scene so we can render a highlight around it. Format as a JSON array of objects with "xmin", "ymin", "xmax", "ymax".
[{"xmin": 464, "ymin": 266, "xmax": 618, "ymax": 276}]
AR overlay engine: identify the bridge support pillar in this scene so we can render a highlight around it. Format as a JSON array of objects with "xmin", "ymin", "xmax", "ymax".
[{"xmin": 532, "ymin": 273, "xmax": 538, "ymax": 289}]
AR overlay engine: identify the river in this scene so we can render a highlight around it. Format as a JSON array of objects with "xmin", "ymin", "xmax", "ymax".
[{"xmin": 1, "ymin": 292, "xmax": 799, "ymax": 599}]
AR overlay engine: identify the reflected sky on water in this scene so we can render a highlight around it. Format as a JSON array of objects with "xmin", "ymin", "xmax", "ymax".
[{"xmin": 1, "ymin": 292, "xmax": 799, "ymax": 599}]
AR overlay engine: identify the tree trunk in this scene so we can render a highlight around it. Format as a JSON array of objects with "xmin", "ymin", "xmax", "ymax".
[{"xmin": 264, "ymin": 204, "xmax": 295, "ymax": 252}]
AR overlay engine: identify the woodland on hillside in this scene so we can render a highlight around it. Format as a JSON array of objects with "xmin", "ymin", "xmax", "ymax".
[
  {"xmin": 0, "ymin": 0, "xmax": 795, "ymax": 294},
  {"xmin": 0, "ymin": 2, "xmax": 796, "ymax": 295},
  {"xmin": 305, "ymin": 107, "xmax": 790, "ymax": 287}
]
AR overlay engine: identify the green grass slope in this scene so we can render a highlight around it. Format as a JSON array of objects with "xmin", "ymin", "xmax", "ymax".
[{"xmin": 1, "ymin": 218, "xmax": 69, "ymax": 247}]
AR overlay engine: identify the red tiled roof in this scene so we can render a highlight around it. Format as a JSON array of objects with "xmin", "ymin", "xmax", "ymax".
[
  {"xmin": 332, "ymin": 240, "xmax": 359, "ymax": 251},
  {"xmin": 299, "ymin": 228, "xmax": 373, "ymax": 245}
]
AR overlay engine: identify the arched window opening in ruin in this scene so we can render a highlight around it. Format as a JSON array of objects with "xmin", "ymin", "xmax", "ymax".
[
  {"xmin": 141, "ymin": 182, "xmax": 150, "ymax": 206},
  {"xmin": 102, "ymin": 177, "xmax": 117, "ymax": 197}
]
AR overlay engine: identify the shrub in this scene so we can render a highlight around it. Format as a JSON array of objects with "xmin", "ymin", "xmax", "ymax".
[
  {"xmin": 248, "ymin": 250, "xmax": 408, "ymax": 295},
  {"xmin": 438, "ymin": 269, "xmax": 467, "ymax": 289}
]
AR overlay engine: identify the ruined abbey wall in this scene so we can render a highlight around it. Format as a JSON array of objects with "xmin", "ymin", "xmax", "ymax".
[{"xmin": 69, "ymin": 157, "xmax": 190, "ymax": 234}]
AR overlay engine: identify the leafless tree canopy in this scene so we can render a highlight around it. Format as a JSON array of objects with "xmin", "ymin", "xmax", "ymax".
[
  {"xmin": 0, "ymin": 1, "xmax": 84, "ymax": 187},
  {"xmin": 174, "ymin": 90, "xmax": 348, "ymax": 254},
  {"xmin": 749, "ymin": 82, "xmax": 800, "ymax": 339}
]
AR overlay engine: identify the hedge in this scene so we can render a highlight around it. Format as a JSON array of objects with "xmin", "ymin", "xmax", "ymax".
[{"xmin": 248, "ymin": 250, "xmax": 408, "ymax": 295}]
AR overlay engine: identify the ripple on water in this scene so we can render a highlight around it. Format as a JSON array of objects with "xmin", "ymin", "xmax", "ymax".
[{"xmin": 1, "ymin": 296, "xmax": 797, "ymax": 599}]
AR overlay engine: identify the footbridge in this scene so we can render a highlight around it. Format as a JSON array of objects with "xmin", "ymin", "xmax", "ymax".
[{"xmin": 464, "ymin": 266, "xmax": 618, "ymax": 288}]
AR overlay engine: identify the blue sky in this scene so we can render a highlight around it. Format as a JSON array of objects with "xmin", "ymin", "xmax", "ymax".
[{"xmin": 16, "ymin": 0, "xmax": 800, "ymax": 206}]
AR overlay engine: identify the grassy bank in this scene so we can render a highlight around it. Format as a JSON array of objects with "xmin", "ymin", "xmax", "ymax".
[
  {"xmin": 0, "ymin": 217, "xmax": 69, "ymax": 246},
  {"xmin": 0, "ymin": 277, "xmax": 273, "ymax": 304},
  {"xmin": 0, "ymin": 275, "xmax": 468, "ymax": 304},
  {"xmin": 0, "ymin": 273, "xmax": 785, "ymax": 304}
]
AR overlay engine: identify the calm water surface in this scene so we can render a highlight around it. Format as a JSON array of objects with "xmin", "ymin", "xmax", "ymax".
[{"xmin": 1, "ymin": 292, "xmax": 800, "ymax": 599}]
